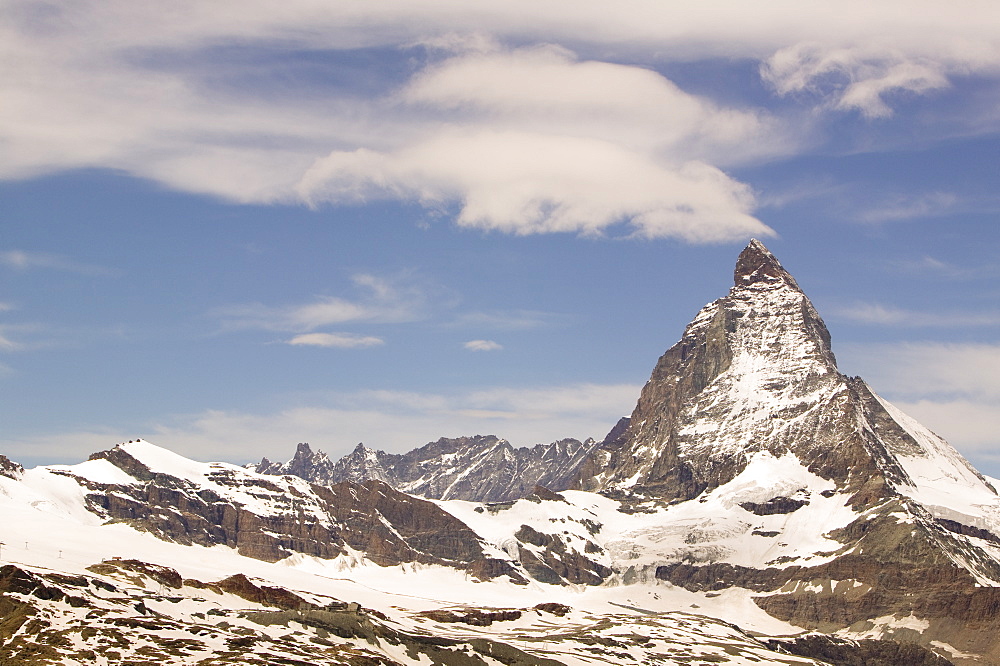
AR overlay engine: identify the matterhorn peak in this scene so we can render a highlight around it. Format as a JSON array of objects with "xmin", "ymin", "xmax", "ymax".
[
  {"xmin": 575, "ymin": 241, "xmax": 985, "ymax": 515},
  {"xmin": 733, "ymin": 238, "xmax": 801, "ymax": 290}
]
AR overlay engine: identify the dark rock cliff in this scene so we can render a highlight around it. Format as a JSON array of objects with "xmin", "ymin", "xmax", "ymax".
[{"xmin": 78, "ymin": 444, "xmax": 521, "ymax": 581}]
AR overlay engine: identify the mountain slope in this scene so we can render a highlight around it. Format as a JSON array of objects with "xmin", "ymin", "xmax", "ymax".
[
  {"xmin": 0, "ymin": 445, "xmax": 952, "ymax": 666},
  {"xmin": 62, "ymin": 440, "xmax": 519, "ymax": 579}
]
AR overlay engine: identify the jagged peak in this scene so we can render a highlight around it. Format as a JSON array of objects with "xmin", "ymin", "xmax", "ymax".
[
  {"xmin": 730, "ymin": 239, "xmax": 836, "ymax": 367},
  {"xmin": 352, "ymin": 442, "xmax": 376, "ymax": 454},
  {"xmin": 733, "ymin": 239, "xmax": 801, "ymax": 291}
]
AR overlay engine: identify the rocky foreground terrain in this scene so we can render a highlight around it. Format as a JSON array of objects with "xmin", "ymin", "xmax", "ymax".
[{"xmin": 3, "ymin": 241, "xmax": 1000, "ymax": 665}]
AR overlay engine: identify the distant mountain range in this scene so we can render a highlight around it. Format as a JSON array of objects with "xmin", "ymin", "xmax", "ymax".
[
  {"xmin": 2, "ymin": 240, "xmax": 997, "ymax": 665},
  {"xmin": 251, "ymin": 434, "xmax": 609, "ymax": 502}
]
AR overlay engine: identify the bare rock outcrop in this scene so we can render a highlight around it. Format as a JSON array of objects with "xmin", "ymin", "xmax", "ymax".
[{"xmin": 0, "ymin": 454, "xmax": 23, "ymax": 480}]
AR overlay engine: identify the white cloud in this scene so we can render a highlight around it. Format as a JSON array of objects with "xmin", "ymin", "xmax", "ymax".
[
  {"xmin": 1, "ymin": 1, "xmax": 999, "ymax": 238},
  {"xmin": 847, "ymin": 342, "xmax": 1000, "ymax": 400},
  {"xmin": 0, "ymin": 250, "xmax": 115, "ymax": 276},
  {"xmin": 464, "ymin": 339, "xmax": 502, "ymax": 351},
  {"xmin": 856, "ymin": 192, "xmax": 958, "ymax": 223},
  {"xmin": 450, "ymin": 310, "xmax": 559, "ymax": 330},
  {"xmin": 215, "ymin": 273, "xmax": 426, "ymax": 332},
  {"xmin": 892, "ymin": 399, "xmax": 1000, "ymax": 454},
  {"xmin": 0, "ymin": 382, "xmax": 641, "ymax": 463},
  {"xmin": 287, "ymin": 332, "xmax": 384, "ymax": 348},
  {"xmin": 845, "ymin": 342, "xmax": 1000, "ymax": 461},
  {"xmin": 399, "ymin": 45, "xmax": 768, "ymax": 158},
  {"xmin": 293, "ymin": 45, "xmax": 777, "ymax": 242},
  {"xmin": 297, "ymin": 130, "xmax": 771, "ymax": 241},
  {"xmin": 834, "ymin": 303, "xmax": 1000, "ymax": 328},
  {"xmin": 762, "ymin": 44, "xmax": 950, "ymax": 118}
]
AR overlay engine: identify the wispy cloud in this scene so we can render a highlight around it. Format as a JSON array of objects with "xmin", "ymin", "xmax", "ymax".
[
  {"xmin": 845, "ymin": 342, "xmax": 1000, "ymax": 459},
  {"xmin": 219, "ymin": 297, "xmax": 373, "ymax": 332},
  {"xmin": 0, "ymin": 250, "xmax": 116, "ymax": 276},
  {"xmin": 0, "ymin": 329, "xmax": 21, "ymax": 352},
  {"xmin": 887, "ymin": 255, "xmax": 957, "ymax": 276},
  {"xmin": 883, "ymin": 255, "xmax": 999, "ymax": 280},
  {"xmin": 215, "ymin": 273, "xmax": 426, "ymax": 333},
  {"xmin": 855, "ymin": 192, "xmax": 958, "ymax": 223},
  {"xmin": 0, "ymin": 321, "xmax": 46, "ymax": 353},
  {"xmin": 762, "ymin": 44, "xmax": 950, "ymax": 118},
  {"xmin": 463, "ymin": 339, "xmax": 502, "ymax": 351},
  {"xmin": 847, "ymin": 342, "xmax": 1000, "ymax": 400},
  {"xmin": 287, "ymin": 332, "xmax": 384, "ymax": 349},
  {"xmin": 892, "ymin": 398, "xmax": 1000, "ymax": 455},
  {"xmin": 450, "ymin": 309, "xmax": 560, "ymax": 331},
  {"xmin": 834, "ymin": 302, "xmax": 1000, "ymax": 327}
]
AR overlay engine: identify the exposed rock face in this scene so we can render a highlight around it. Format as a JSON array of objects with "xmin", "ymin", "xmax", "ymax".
[
  {"xmin": 214, "ymin": 573, "xmax": 308, "ymax": 609},
  {"xmin": 77, "ymin": 442, "xmax": 520, "ymax": 581},
  {"xmin": 512, "ymin": 523, "xmax": 612, "ymax": 586},
  {"xmin": 0, "ymin": 454, "xmax": 23, "ymax": 479},
  {"xmin": 766, "ymin": 634, "xmax": 955, "ymax": 666},
  {"xmin": 256, "ymin": 435, "xmax": 601, "ymax": 502}
]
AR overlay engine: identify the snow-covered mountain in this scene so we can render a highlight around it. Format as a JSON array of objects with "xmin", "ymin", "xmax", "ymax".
[
  {"xmin": 575, "ymin": 240, "xmax": 998, "ymax": 512},
  {"xmin": 0, "ymin": 440, "xmax": 952, "ymax": 666},
  {"xmin": 255, "ymin": 435, "xmax": 604, "ymax": 502},
  {"xmin": 569, "ymin": 240, "xmax": 1000, "ymax": 662},
  {"xmin": 2, "ymin": 240, "xmax": 999, "ymax": 664}
]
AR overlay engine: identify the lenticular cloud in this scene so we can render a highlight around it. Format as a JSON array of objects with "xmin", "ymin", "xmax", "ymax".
[
  {"xmin": 296, "ymin": 46, "xmax": 775, "ymax": 242},
  {"xmin": 297, "ymin": 129, "xmax": 772, "ymax": 242}
]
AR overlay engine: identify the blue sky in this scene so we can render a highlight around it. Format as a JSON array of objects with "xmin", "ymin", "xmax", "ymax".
[{"xmin": 2, "ymin": 1, "xmax": 999, "ymax": 475}]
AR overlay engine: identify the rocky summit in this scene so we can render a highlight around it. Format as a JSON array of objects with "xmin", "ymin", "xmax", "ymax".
[
  {"xmin": 3, "ymin": 240, "xmax": 1000, "ymax": 665},
  {"xmin": 255, "ymin": 435, "xmax": 602, "ymax": 502}
]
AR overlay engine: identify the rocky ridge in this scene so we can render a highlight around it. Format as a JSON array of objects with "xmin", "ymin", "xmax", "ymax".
[
  {"xmin": 255, "ymin": 435, "xmax": 602, "ymax": 502},
  {"xmin": 60, "ymin": 441, "xmax": 521, "ymax": 581}
]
